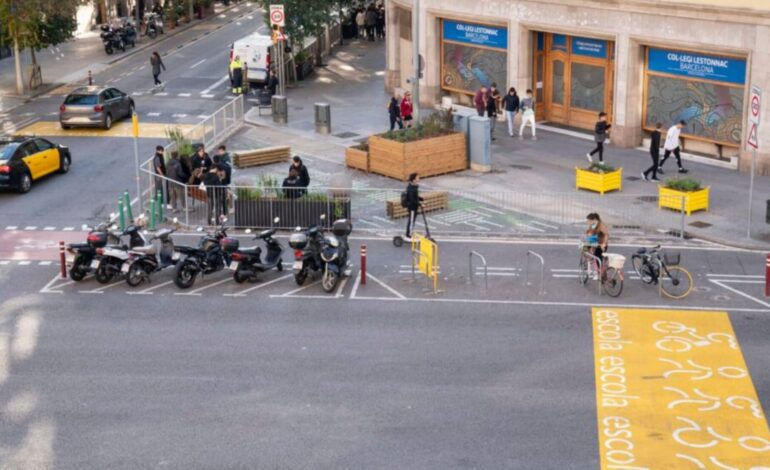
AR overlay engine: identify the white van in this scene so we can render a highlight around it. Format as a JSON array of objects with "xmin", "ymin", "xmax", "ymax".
[{"xmin": 229, "ymin": 33, "xmax": 274, "ymax": 85}]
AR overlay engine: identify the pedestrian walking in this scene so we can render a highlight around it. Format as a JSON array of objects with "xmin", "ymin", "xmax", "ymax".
[
  {"xmin": 489, "ymin": 82, "xmax": 502, "ymax": 114},
  {"xmin": 502, "ymin": 87, "xmax": 520, "ymax": 137},
  {"xmin": 191, "ymin": 145, "xmax": 212, "ymax": 172},
  {"xmin": 216, "ymin": 145, "xmax": 231, "ymax": 167},
  {"xmin": 356, "ymin": 8, "xmax": 365, "ymax": 39},
  {"xmin": 388, "ymin": 94, "xmax": 404, "ymax": 131},
  {"xmin": 150, "ymin": 51, "xmax": 165, "ymax": 86},
  {"xmin": 659, "ymin": 120, "xmax": 689, "ymax": 174},
  {"xmin": 290, "ymin": 155, "xmax": 310, "ymax": 195},
  {"xmin": 152, "ymin": 145, "xmax": 167, "ymax": 205},
  {"xmin": 400, "ymin": 92, "xmax": 414, "ymax": 128},
  {"xmin": 282, "ymin": 168, "xmax": 302, "ymax": 199},
  {"xmin": 519, "ymin": 89, "xmax": 536, "ymax": 140},
  {"xmin": 230, "ymin": 55, "xmax": 244, "ymax": 94},
  {"xmin": 642, "ymin": 123, "xmax": 662, "ymax": 182},
  {"xmin": 474, "ymin": 86, "xmax": 487, "ymax": 117},
  {"xmin": 404, "ymin": 172, "xmax": 424, "ymax": 240},
  {"xmin": 376, "ymin": 5, "xmax": 385, "ymax": 39},
  {"xmin": 365, "ymin": 6, "xmax": 377, "ymax": 42},
  {"xmin": 166, "ymin": 151, "xmax": 187, "ymax": 212},
  {"xmin": 587, "ymin": 112, "xmax": 611, "ymax": 163},
  {"xmin": 486, "ymin": 91, "xmax": 498, "ymax": 141}
]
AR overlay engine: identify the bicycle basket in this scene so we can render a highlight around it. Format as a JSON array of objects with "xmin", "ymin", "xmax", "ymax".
[
  {"xmin": 604, "ymin": 253, "xmax": 626, "ymax": 269},
  {"xmin": 663, "ymin": 252, "xmax": 680, "ymax": 266}
]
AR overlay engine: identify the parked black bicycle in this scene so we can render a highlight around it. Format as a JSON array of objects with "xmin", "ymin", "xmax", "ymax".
[{"xmin": 631, "ymin": 245, "xmax": 693, "ymax": 299}]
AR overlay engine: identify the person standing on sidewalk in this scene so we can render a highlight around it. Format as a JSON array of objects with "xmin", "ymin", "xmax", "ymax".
[
  {"xmin": 489, "ymin": 83, "xmax": 502, "ymax": 115},
  {"xmin": 658, "ymin": 120, "xmax": 688, "ymax": 174},
  {"xmin": 166, "ymin": 151, "xmax": 187, "ymax": 213},
  {"xmin": 404, "ymin": 172, "xmax": 423, "ymax": 240},
  {"xmin": 642, "ymin": 123, "xmax": 662, "ymax": 182},
  {"xmin": 356, "ymin": 8, "xmax": 365, "ymax": 39},
  {"xmin": 290, "ymin": 156, "xmax": 310, "ymax": 196},
  {"xmin": 388, "ymin": 94, "xmax": 404, "ymax": 131},
  {"xmin": 474, "ymin": 86, "xmax": 487, "ymax": 117},
  {"xmin": 150, "ymin": 51, "xmax": 165, "ymax": 86},
  {"xmin": 519, "ymin": 89, "xmax": 537, "ymax": 140},
  {"xmin": 400, "ymin": 92, "xmax": 414, "ymax": 128},
  {"xmin": 230, "ymin": 55, "xmax": 244, "ymax": 94},
  {"xmin": 587, "ymin": 112, "xmax": 611, "ymax": 163},
  {"xmin": 502, "ymin": 88, "xmax": 519, "ymax": 137},
  {"xmin": 365, "ymin": 6, "xmax": 378, "ymax": 42},
  {"xmin": 216, "ymin": 145, "xmax": 231, "ymax": 167},
  {"xmin": 486, "ymin": 91, "xmax": 498, "ymax": 141},
  {"xmin": 152, "ymin": 145, "xmax": 166, "ymax": 205},
  {"xmin": 376, "ymin": 4, "xmax": 386, "ymax": 39}
]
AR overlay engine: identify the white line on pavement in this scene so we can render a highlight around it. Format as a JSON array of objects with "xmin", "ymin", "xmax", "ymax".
[
  {"xmin": 174, "ymin": 277, "xmax": 232, "ymax": 296},
  {"xmin": 223, "ymin": 274, "xmax": 292, "ymax": 297},
  {"xmin": 335, "ymin": 278, "xmax": 348, "ymax": 298},
  {"xmin": 277, "ymin": 280, "xmax": 320, "ymax": 297},
  {"xmin": 366, "ymin": 274, "xmax": 406, "ymax": 299},
  {"xmin": 177, "ymin": 93, "xmax": 191, "ymax": 97},
  {"xmin": 200, "ymin": 94, "xmax": 215, "ymax": 98},
  {"xmin": 172, "ymin": 113, "xmax": 188, "ymax": 118},
  {"xmin": 200, "ymin": 75, "xmax": 230, "ymax": 95},
  {"xmin": 5, "ymin": 226, "xmax": 17, "ymax": 230},
  {"xmin": 709, "ymin": 279, "xmax": 770, "ymax": 308},
  {"xmin": 190, "ymin": 59, "xmax": 207, "ymax": 68},
  {"xmin": 62, "ymin": 227, "xmax": 74, "ymax": 231},
  {"xmin": 126, "ymin": 280, "xmax": 174, "ymax": 295},
  {"xmin": 24, "ymin": 226, "xmax": 37, "ymax": 230},
  {"xmin": 78, "ymin": 280, "xmax": 125, "ymax": 294},
  {"xmin": 706, "ymin": 273, "xmax": 763, "ymax": 278},
  {"xmin": 39, "ymin": 261, "xmax": 52, "ymax": 266},
  {"xmin": 0, "ymin": 260, "xmax": 10, "ymax": 265},
  {"xmin": 43, "ymin": 226, "xmax": 55, "ymax": 231},
  {"xmin": 156, "ymin": 92, "xmax": 168, "ymax": 96},
  {"xmin": 147, "ymin": 112, "xmax": 161, "ymax": 117},
  {"xmin": 196, "ymin": 115, "xmax": 209, "ymax": 119}
]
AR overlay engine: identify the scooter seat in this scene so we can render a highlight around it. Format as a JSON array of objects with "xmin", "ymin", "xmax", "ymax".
[
  {"xmin": 240, "ymin": 247, "xmax": 262, "ymax": 256},
  {"xmin": 258, "ymin": 229, "xmax": 276, "ymax": 239},
  {"xmin": 133, "ymin": 245, "xmax": 157, "ymax": 255}
]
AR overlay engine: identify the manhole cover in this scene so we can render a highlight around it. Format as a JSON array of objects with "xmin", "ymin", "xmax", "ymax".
[
  {"xmin": 625, "ymin": 176, "xmax": 641, "ymax": 181},
  {"xmin": 689, "ymin": 220, "xmax": 712, "ymax": 228},
  {"xmin": 333, "ymin": 131, "xmax": 360, "ymax": 139},
  {"xmin": 713, "ymin": 294, "xmax": 731, "ymax": 302},
  {"xmin": 509, "ymin": 164, "xmax": 532, "ymax": 170},
  {"xmin": 637, "ymin": 195, "xmax": 658, "ymax": 203}
]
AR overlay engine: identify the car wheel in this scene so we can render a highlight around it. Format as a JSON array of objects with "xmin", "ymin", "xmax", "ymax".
[
  {"xmin": 60, "ymin": 123, "xmax": 70, "ymax": 130},
  {"xmin": 103, "ymin": 113, "xmax": 112, "ymax": 130},
  {"xmin": 17, "ymin": 172, "xmax": 31, "ymax": 193},
  {"xmin": 58, "ymin": 155, "xmax": 70, "ymax": 174},
  {"xmin": 128, "ymin": 101, "xmax": 135, "ymax": 116}
]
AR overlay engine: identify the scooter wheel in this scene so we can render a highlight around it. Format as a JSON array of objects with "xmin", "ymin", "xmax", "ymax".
[
  {"xmin": 69, "ymin": 260, "xmax": 87, "ymax": 281},
  {"xmin": 392, "ymin": 236, "xmax": 403, "ymax": 247},
  {"xmin": 126, "ymin": 263, "xmax": 146, "ymax": 287},
  {"xmin": 294, "ymin": 269, "xmax": 307, "ymax": 286},
  {"xmin": 95, "ymin": 260, "xmax": 114, "ymax": 284},
  {"xmin": 233, "ymin": 271, "xmax": 249, "ymax": 284}
]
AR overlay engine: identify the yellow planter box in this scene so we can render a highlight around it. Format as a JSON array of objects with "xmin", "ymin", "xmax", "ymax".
[
  {"xmin": 575, "ymin": 167, "xmax": 622, "ymax": 195},
  {"xmin": 658, "ymin": 185, "xmax": 710, "ymax": 216}
]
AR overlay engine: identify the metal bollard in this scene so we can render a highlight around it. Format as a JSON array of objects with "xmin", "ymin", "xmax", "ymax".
[
  {"xmin": 156, "ymin": 189, "xmax": 163, "ymax": 220},
  {"xmin": 360, "ymin": 244, "xmax": 367, "ymax": 285},
  {"xmin": 59, "ymin": 241, "xmax": 67, "ymax": 279},
  {"xmin": 272, "ymin": 95, "xmax": 288, "ymax": 124},
  {"xmin": 88, "ymin": 70, "xmax": 92, "ymax": 86},
  {"xmin": 314, "ymin": 102, "xmax": 331, "ymax": 134},
  {"xmin": 118, "ymin": 199, "xmax": 126, "ymax": 231},
  {"xmin": 149, "ymin": 199, "xmax": 156, "ymax": 230},
  {"xmin": 124, "ymin": 191, "xmax": 133, "ymax": 223},
  {"xmin": 765, "ymin": 254, "xmax": 770, "ymax": 297}
]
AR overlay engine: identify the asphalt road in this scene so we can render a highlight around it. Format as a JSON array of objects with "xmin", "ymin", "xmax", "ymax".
[{"xmin": 0, "ymin": 1, "xmax": 265, "ymax": 228}]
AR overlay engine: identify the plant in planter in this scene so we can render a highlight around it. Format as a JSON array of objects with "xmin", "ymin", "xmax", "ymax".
[
  {"xmin": 575, "ymin": 162, "xmax": 622, "ymax": 195},
  {"xmin": 164, "ymin": 126, "xmax": 194, "ymax": 158},
  {"xmin": 659, "ymin": 177, "xmax": 709, "ymax": 215}
]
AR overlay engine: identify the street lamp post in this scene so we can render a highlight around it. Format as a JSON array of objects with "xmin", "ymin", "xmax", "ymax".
[{"xmin": 411, "ymin": 0, "xmax": 420, "ymax": 122}]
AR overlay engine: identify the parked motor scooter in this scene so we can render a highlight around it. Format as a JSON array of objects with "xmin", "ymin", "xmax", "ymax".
[
  {"xmin": 319, "ymin": 218, "xmax": 353, "ymax": 293},
  {"xmin": 100, "ymin": 24, "xmax": 125, "ymax": 54},
  {"xmin": 123, "ymin": 228, "xmax": 177, "ymax": 286},
  {"xmin": 223, "ymin": 224, "xmax": 283, "ymax": 283},
  {"xmin": 94, "ymin": 224, "xmax": 149, "ymax": 284},
  {"xmin": 290, "ymin": 218, "xmax": 326, "ymax": 285},
  {"xmin": 66, "ymin": 221, "xmax": 122, "ymax": 281},
  {"xmin": 173, "ymin": 221, "xmax": 231, "ymax": 289},
  {"xmin": 118, "ymin": 22, "xmax": 138, "ymax": 48},
  {"xmin": 144, "ymin": 13, "xmax": 164, "ymax": 38}
]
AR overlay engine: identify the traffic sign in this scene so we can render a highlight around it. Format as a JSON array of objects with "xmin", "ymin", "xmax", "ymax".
[
  {"xmin": 269, "ymin": 4, "xmax": 285, "ymax": 27},
  {"xmin": 747, "ymin": 85, "xmax": 761, "ymax": 150}
]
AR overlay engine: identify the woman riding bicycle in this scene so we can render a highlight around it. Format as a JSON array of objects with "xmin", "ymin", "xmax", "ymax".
[{"xmin": 585, "ymin": 213, "xmax": 609, "ymax": 278}]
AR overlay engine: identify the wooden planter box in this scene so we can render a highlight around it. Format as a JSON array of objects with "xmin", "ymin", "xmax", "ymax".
[
  {"xmin": 386, "ymin": 191, "xmax": 449, "ymax": 219},
  {"xmin": 345, "ymin": 146, "xmax": 369, "ymax": 172},
  {"xmin": 368, "ymin": 132, "xmax": 467, "ymax": 181},
  {"xmin": 234, "ymin": 198, "xmax": 351, "ymax": 228},
  {"xmin": 575, "ymin": 167, "xmax": 622, "ymax": 195},
  {"xmin": 658, "ymin": 186, "xmax": 710, "ymax": 215}
]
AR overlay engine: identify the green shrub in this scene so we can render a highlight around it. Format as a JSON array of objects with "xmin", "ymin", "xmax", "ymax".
[
  {"xmin": 379, "ymin": 109, "xmax": 456, "ymax": 143},
  {"xmin": 665, "ymin": 177, "xmax": 702, "ymax": 192},
  {"xmin": 584, "ymin": 162, "xmax": 616, "ymax": 174}
]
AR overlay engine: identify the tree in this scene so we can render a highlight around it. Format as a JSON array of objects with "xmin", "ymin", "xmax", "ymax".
[
  {"xmin": 256, "ymin": 0, "xmax": 330, "ymax": 61},
  {"xmin": 0, "ymin": 0, "xmax": 83, "ymax": 92}
]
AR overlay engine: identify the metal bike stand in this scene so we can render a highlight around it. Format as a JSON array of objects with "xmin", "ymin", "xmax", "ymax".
[
  {"xmin": 468, "ymin": 250, "xmax": 488, "ymax": 289},
  {"xmin": 525, "ymin": 250, "xmax": 545, "ymax": 295},
  {"xmin": 582, "ymin": 251, "xmax": 604, "ymax": 296}
]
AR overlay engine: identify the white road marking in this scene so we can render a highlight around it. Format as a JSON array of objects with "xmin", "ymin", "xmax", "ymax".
[
  {"xmin": 223, "ymin": 274, "xmax": 292, "ymax": 297},
  {"xmin": 126, "ymin": 280, "xmax": 174, "ymax": 295},
  {"xmin": 350, "ymin": 271, "xmax": 362, "ymax": 298},
  {"xmin": 172, "ymin": 113, "xmax": 188, "ymax": 118},
  {"xmin": 177, "ymin": 93, "xmax": 191, "ymax": 97},
  {"xmin": 200, "ymin": 94, "xmax": 215, "ymax": 98},
  {"xmin": 335, "ymin": 277, "xmax": 348, "ymax": 298},
  {"xmin": 78, "ymin": 280, "xmax": 125, "ymax": 294},
  {"xmin": 132, "ymin": 92, "xmax": 144, "ymax": 96},
  {"xmin": 366, "ymin": 274, "xmax": 406, "ymax": 299},
  {"xmin": 706, "ymin": 273, "xmax": 763, "ymax": 278},
  {"xmin": 43, "ymin": 226, "xmax": 55, "ymax": 231},
  {"xmin": 18, "ymin": 261, "xmax": 31, "ymax": 266},
  {"xmin": 174, "ymin": 277, "xmax": 232, "ymax": 296},
  {"xmin": 155, "ymin": 92, "xmax": 168, "ymax": 96},
  {"xmin": 5, "ymin": 226, "xmax": 17, "ymax": 230},
  {"xmin": 200, "ymin": 74, "xmax": 230, "ymax": 95},
  {"xmin": 530, "ymin": 220, "xmax": 560, "ymax": 230},
  {"xmin": 147, "ymin": 112, "xmax": 161, "ymax": 117},
  {"xmin": 196, "ymin": 114, "xmax": 209, "ymax": 119},
  {"xmin": 709, "ymin": 279, "xmax": 770, "ymax": 308},
  {"xmin": 190, "ymin": 59, "xmax": 207, "ymax": 69},
  {"xmin": 0, "ymin": 260, "xmax": 10, "ymax": 265},
  {"xmin": 62, "ymin": 227, "xmax": 74, "ymax": 231},
  {"xmin": 38, "ymin": 261, "xmax": 52, "ymax": 266},
  {"xmin": 276, "ymin": 280, "xmax": 320, "ymax": 297},
  {"xmin": 24, "ymin": 226, "xmax": 37, "ymax": 230}
]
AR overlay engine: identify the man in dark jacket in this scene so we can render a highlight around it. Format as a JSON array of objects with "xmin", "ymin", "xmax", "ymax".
[
  {"xmin": 166, "ymin": 151, "xmax": 187, "ymax": 212},
  {"xmin": 203, "ymin": 166, "xmax": 224, "ymax": 224},
  {"xmin": 365, "ymin": 6, "xmax": 377, "ymax": 41},
  {"xmin": 502, "ymin": 87, "xmax": 519, "ymax": 137},
  {"xmin": 265, "ymin": 69, "xmax": 279, "ymax": 96},
  {"xmin": 283, "ymin": 168, "xmax": 302, "ymax": 199},
  {"xmin": 587, "ymin": 112, "xmax": 611, "ymax": 163},
  {"xmin": 404, "ymin": 172, "xmax": 424, "ymax": 239},
  {"xmin": 191, "ymin": 145, "xmax": 212, "ymax": 172},
  {"xmin": 388, "ymin": 95, "xmax": 403, "ymax": 131},
  {"xmin": 152, "ymin": 145, "xmax": 166, "ymax": 205},
  {"xmin": 290, "ymin": 156, "xmax": 310, "ymax": 195},
  {"xmin": 486, "ymin": 92, "xmax": 498, "ymax": 141},
  {"xmin": 642, "ymin": 122, "xmax": 662, "ymax": 182}
]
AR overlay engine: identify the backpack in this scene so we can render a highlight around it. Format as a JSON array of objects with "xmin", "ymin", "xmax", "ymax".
[{"xmin": 400, "ymin": 191, "xmax": 408, "ymax": 208}]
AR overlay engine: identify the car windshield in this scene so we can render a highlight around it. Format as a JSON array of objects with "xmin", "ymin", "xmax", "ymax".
[
  {"xmin": 0, "ymin": 142, "xmax": 19, "ymax": 160},
  {"xmin": 64, "ymin": 94, "xmax": 98, "ymax": 105}
]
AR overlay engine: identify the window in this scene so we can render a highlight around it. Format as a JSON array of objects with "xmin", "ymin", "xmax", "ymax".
[
  {"xmin": 570, "ymin": 63, "xmax": 605, "ymax": 111},
  {"xmin": 18, "ymin": 142, "xmax": 38, "ymax": 157},
  {"xmin": 441, "ymin": 42, "xmax": 507, "ymax": 94},
  {"xmin": 552, "ymin": 60, "xmax": 564, "ymax": 105},
  {"xmin": 64, "ymin": 94, "xmax": 98, "ymax": 105},
  {"xmin": 34, "ymin": 139, "xmax": 53, "ymax": 151}
]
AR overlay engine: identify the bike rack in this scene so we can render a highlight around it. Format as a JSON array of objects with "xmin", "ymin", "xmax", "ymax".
[
  {"xmin": 582, "ymin": 251, "xmax": 603, "ymax": 296},
  {"xmin": 468, "ymin": 250, "xmax": 488, "ymax": 290},
  {"xmin": 525, "ymin": 250, "xmax": 545, "ymax": 295}
]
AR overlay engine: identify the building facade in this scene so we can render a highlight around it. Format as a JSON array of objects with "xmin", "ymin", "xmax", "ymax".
[{"xmin": 384, "ymin": 0, "xmax": 770, "ymax": 173}]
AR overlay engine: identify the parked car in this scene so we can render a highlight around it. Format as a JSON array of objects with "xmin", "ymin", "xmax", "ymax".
[
  {"xmin": 59, "ymin": 86, "xmax": 135, "ymax": 130},
  {"xmin": 0, "ymin": 136, "xmax": 71, "ymax": 193}
]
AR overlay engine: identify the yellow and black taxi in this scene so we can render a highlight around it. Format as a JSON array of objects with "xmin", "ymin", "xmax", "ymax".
[{"xmin": 0, "ymin": 136, "xmax": 71, "ymax": 193}]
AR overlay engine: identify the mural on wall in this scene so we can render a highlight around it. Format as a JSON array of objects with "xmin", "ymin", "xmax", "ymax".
[
  {"xmin": 645, "ymin": 76, "xmax": 744, "ymax": 145},
  {"xmin": 441, "ymin": 43, "xmax": 507, "ymax": 93}
]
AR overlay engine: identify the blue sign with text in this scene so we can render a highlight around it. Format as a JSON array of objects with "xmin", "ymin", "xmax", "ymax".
[
  {"xmin": 647, "ymin": 48, "xmax": 746, "ymax": 85},
  {"xmin": 571, "ymin": 37, "xmax": 607, "ymax": 58},
  {"xmin": 443, "ymin": 20, "xmax": 507, "ymax": 50}
]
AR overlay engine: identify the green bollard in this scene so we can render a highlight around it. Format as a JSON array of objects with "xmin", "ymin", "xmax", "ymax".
[
  {"xmin": 149, "ymin": 199, "xmax": 156, "ymax": 231},
  {"xmin": 118, "ymin": 199, "xmax": 126, "ymax": 231},
  {"xmin": 156, "ymin": 189, "xmax": 163, "ymax": 220},
  {"xmin": 124, "ymin": 191, "xmax": 133, "ymax": 223}
]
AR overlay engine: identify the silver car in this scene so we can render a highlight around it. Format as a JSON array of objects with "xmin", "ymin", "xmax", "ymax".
[{"xmin": 59, "ymin": 86, "xmax": 135, "ymax": 130}]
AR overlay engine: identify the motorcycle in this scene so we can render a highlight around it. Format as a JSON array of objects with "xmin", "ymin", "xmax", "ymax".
[
  {"xmin": 289, "ymin": 220, "xmax": 326, "ymax": 286},
  {"xmin": 118, "ymin": 22, "xmax": 138, "ymax": 48},
  {"xmin": 66, "ymin": 221, "xmax": 122, "ymax": 281},
  {"xmin": 100, "ymin": 24, "xmax": 125, "ymax": 55},
  {"xmin": 319, "ymin": 219, "xmax": 353, "ymax": 293},
  {"xmin": 223, "ymin": 227, "xmax": 284, "ymax": 283},
  {"xmin": 173, "ymin": 223, "xmax": 230, "ymax": 289},
  {"xmin": 93, "ymin": 224, "xmax": 149, "ymax": 284},
  {"xmin": 144, "ymin": 13, "xmax": 164, "ymax": 38},
  {"xmin": 123, "ymin": 228, "xmax": 177, "ymax": 287}
]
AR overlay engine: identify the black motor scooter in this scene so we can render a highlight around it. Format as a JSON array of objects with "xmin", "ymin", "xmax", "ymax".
[
  {"xmin": 66, "ymin": 221, "xmax": 122, "ymax": 281},
  {"xmin": 118, "ymin": 22, "xmax": 137, "ymax": 48},
  {"xmin": 100, "ymin": 25, "xmax": 125, "ymax": 54},
  {"xmin": 290, "ymin": 219, "xmax": 325, "ymax": 286},
  {"xmin": 173, "ymin": 223, "xmax": 230, "ymax": 289},
  {"xmin": 223, "ymin": 229, "xmax": 284, "ymax": 283},
  {"xmin": 319, "ymin": 219, "xmax": 353, "ymax": 293}
]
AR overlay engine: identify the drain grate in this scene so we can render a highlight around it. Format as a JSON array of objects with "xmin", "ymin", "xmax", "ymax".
[
  {"xmin": 637, "ymin": 195, "xmax": 658, "ymax": 203},
  {"xmin": 333, "ymin": 131, "xmax": 360, "ymax": 139},
  {"xmin": 688, "ymin": 220, "xmax": 712, "ymax": 228},
  {"xmin": 509, "ymin": 164, "xmax": 532, "ymax": 170}
]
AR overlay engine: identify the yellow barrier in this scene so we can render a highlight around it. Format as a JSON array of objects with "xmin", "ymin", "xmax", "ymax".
[{"xmin": 411, "ymin": 234, "xmax": 439, "ymax": 293}]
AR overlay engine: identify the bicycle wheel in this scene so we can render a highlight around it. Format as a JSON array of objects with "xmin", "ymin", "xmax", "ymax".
[
  {"xmin": 631, "ymin": 255, "xmax": 656, "ymax": 284},
  {"xmin": 602, "ymin": 267, "xmax": 624, "ymax": 297},
  {"xmin": 660, "ymin": 266, "xmax": 694, "ymax": 300},
  {"xmin": 579, "ymin": 255, "xmax": 589, "ymax": 285}
]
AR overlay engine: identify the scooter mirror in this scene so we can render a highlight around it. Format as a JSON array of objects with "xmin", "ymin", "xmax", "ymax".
[
  {"xmin": 81, "ymin": 224, "xmax": 88, "ymax": 231},
  {"xmin": 196, "ymin": 226, "xmax": 204, "ymax": 232},
  {"xmin": 274, "ymin": 217, "xmax": 280, "ymax": 224},
  {"xmin": 245, "ymin": 229, "xmax": 252, "ymax": 234},
  {"xmin": 172, "ymin": 217, "xmax": 178, "ymax": 224},
  {"xmin": 320, "ymin": 214, "xmax": 326, "ymax": 221},
  {"xmin": 295, "ymin": 226, "xmax": 301, "ymax": 231}
]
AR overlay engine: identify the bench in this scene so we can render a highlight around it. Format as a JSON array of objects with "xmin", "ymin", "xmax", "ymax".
[
  {"xmin": 386, "ymin": 191, "xmax": 449, "ymax": 219},
  {"xmin": 233, "ymin": 146, "xmax": 291, "ymax": 169}
]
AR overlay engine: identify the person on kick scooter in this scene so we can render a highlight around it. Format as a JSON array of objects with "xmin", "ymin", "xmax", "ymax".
[{"xmin": 404, "ymin": 172, "xmax": 424, "ymax": 241}]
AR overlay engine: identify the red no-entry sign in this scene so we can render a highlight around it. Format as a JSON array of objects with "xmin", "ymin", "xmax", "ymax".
[{"xmin": 748, "ymin": 86, "xmax": 761, "ymax": 150}]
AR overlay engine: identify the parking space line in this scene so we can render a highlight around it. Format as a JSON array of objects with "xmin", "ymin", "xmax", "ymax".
[
  {"xmin": 126, "ymin": 280, "xmax": 174, "ymax": 295},
  {"xmin": 707, "ymin": 273, "xmax": 763, "ymax": 278},
  {"xmin": 190, "ymin": 59, "xmax": 206, "ymax": 68},
  {"xmin": 174, "ymin": 277, "xmax": 232, "ymax": 296},
  {"xmin": 223, "ymin": 274, "xmax": 292, "ymax": 297},
  {"xmin": 275, "ymin": 280, "xmax": 321, "ymax": 297},
  {"xmin": 367, "ymin": 274, "xmax": 406, "ymax": 299},
  {"xmin": 78, "ymin": 280, "xmax": 125, "ymax": 294},
  {"xmin": 709, "ymin": 279, "xmax": 770, "ymax": 308}
]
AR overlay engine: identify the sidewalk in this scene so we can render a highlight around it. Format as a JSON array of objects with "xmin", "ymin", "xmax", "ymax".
[{"xmin": 242, "ymin": 39, "xmax": 770, "ymax": 248}]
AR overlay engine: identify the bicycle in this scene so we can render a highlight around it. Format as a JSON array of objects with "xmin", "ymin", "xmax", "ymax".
[
  {"xmin": 578, "ymin": 240, "xmax": 624, "ymax": 297},
  {"xmin": 631, "ymin": 245, "xmax": 693, "ymax": 299}
]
